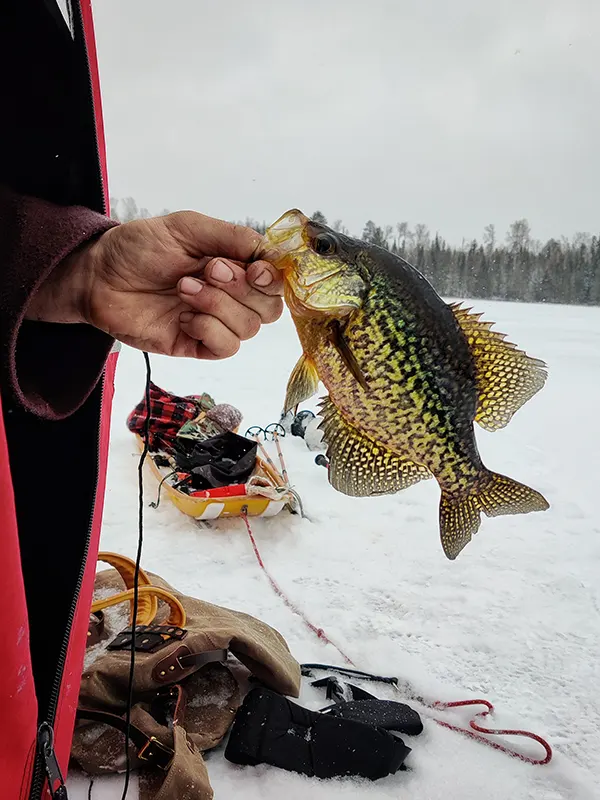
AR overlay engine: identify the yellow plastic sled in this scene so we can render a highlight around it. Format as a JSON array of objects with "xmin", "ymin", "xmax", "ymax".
[{"xmin": 135, "ymin": 435, "xmax": 296, "ymax": 521}]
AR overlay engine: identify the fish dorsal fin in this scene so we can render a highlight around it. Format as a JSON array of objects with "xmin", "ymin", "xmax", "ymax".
[
  {"xmin": 448, "ymin": 303, "xmax": 548, "ymax": 432},
  {"xmin": 317, "ymin": 397, "xmax": 432, "ymax": 496}
]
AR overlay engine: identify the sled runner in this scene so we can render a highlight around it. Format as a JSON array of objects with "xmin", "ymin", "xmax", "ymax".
[{"xmin": 135, "ymin": 433, "xmax": 295, "ymax": 520}]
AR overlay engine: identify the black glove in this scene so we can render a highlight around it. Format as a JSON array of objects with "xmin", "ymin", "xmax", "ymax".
[{"xmin": 224, "ymin": 687, "xmax": 411, "ymax": 781}]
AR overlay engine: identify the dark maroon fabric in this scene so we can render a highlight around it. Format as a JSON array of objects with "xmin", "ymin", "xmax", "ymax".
[{"xmin": 0, "ymin": 184, "xmax": 117, "ymax": 420}]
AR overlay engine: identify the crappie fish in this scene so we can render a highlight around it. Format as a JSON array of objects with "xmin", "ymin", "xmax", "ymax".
[{"xmin": 257, "ymin": 210, "xmax": 549, "ymax": 560}]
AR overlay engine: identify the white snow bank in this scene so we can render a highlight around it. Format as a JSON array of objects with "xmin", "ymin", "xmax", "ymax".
[{"xmin": 68, "ymin": 300, "xmax": 600, "ymax": 799}]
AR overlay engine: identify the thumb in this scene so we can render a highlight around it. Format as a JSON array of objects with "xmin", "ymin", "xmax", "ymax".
[{"xmin": 164, "ymin": 211, "xmax": 263, "ymax": 263}]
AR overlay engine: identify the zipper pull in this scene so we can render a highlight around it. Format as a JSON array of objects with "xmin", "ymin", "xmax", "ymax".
[{"xmin": 37, "ymin": 722, "xmax": 69, "ymax": 800}]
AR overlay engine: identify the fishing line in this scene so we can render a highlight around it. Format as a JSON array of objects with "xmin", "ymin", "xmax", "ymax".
[
  {"xmin": 120, "ymin": 350, "xmax": 152, "ymax": 800},
  {"xmin": 117, "ymin": 239, "xmax": 266, "ymax": 795}
]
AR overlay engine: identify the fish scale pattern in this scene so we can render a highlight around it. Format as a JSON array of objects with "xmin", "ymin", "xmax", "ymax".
[{"xmin": 264, "ymin": 210, "xmax": 549, "ymax": 558}]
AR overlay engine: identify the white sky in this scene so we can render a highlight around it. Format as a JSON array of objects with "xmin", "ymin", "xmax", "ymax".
[{"xmin": 93, "ymin": 0, "xmax": 600, "ymax": 244}]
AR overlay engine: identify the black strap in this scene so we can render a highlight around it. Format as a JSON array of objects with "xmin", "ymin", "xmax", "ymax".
[
  {"xmin": 107, "ymin": 624, "xmax": 188, "ymax": 653},
  {"xmin": 301, "ymin": 663, "xmax": 399, "ymax": 686},
  {"xmin": 76, "ymin": 708, "xmax": 174, "ymax": 770}
]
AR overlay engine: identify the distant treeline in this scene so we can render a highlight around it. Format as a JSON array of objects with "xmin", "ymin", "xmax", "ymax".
[{"xmin": 109, "ymin": 197, "xmax": 600, "ymax": 306}]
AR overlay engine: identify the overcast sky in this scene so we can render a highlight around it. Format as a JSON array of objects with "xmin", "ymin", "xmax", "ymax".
[{"xmin": 93, "ymin": 0, "xmax": 599, "ymax": 244}]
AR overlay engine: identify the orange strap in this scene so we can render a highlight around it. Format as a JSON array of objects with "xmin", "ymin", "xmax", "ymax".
[
  {"xmin": 91, "ymin": 585, "xmax": 186, "ymax": 629},
  {"xmin": 93, "ymin": 552, "xmax": 186, "ymax": 628}
]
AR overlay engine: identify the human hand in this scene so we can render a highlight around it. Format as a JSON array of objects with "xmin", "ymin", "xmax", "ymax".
[{"xmin": 26, "ymin": 211, "xmax": 283, "ymax": 359}]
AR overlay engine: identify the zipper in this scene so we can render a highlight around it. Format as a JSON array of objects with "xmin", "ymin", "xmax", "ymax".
[
  {"xmin": 36, "ymin": 723, "xmax": 68, "ymax": 800},
  {"xmin": 30, "ymin": 1, "xmax": 109, "ymax": 792},
  {"xmin": 29, "ymin": 374, "xmax": 105, "ymax": 800}
]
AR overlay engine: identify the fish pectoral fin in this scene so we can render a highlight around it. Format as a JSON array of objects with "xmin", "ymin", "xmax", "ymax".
[
  {"xmin": 439, "ymin": 471, "xmax": 549, "ymax": 560},
  {"xmin": 284, "ymin": 354, "xmax": 320, "ymax": 414},
  {"xmin": 448, "ymin": 302, "xmax": 548, "ymax": 431},
  {"xmin": 317, "ymin": 397, "xmax": 432, "ymax": 497},
  {"xmin": 328, "ymin": 321, "xmax": 369, "ymax": 391}
]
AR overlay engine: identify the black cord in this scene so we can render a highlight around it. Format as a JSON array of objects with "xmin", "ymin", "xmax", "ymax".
[
  {"xmin": 121, "ymin": 351, "xmax": 152, "ymax": 800},
  {"xmin": 87, "ymin": 777, "xmax": 94, "ymax": 800},
  {"xmin": 149, "ymin": 469, "xmax": 178, "ymax": 509}
]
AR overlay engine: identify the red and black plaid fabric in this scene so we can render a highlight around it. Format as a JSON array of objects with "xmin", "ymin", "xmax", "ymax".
[{"xmin": 126, "ymin": 381, "xmax": 203, "ymax": 452}]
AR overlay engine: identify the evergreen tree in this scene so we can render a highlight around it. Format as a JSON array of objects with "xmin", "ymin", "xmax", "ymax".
[{"xmin": 106, "ymin": 197, "xmax": 600, "ymax": 306}]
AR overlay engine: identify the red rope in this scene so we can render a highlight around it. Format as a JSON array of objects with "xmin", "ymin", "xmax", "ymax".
[
  {"xmin": 242, "ymin": 512, "xmax": 353, "ymax": 664},
  {"xmin": 432, "ymin": 700, "xmax": 552, "ymax": 765},
  {"xmin": 241, "ymin": 511, "xmax": 553, "ymax": 766}
]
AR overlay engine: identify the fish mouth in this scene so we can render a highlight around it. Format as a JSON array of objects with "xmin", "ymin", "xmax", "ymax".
[{"xmin": 254, "ymin": 209, "xmax": 309, "ymax": 268}]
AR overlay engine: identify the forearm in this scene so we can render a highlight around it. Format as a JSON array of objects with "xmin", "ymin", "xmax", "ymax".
[
  {"xmin": 23, "ymin": 236, "xmax": 100, "ymax": 325},
  {"xmin": 0, "ymin": 185, "xmax": 118, "ymax": 419}
]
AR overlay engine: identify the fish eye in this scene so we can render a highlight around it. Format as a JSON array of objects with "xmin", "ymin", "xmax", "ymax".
[{"xmin": 313, "ymin": 233, "xmax": 337, "ymax": 256}]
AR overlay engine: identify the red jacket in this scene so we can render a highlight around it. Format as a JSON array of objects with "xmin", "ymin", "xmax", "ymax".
[{"xmin": 0, "ymin": 2, "xmax": 118, "ymax": 797}]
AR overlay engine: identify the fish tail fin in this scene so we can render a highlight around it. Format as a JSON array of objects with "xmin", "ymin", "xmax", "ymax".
[
  {"xmin": 439, "ymin": 492, "xmax": 481, "ymax": 561},
  {"xmin": 439, "ymin": 472, "xmax": 549, "ymax": 560}
]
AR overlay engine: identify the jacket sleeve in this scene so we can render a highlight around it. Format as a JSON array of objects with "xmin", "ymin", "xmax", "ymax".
[{"xmin": 0, "ymin": 185, "xmax": 119, "ymax": 420}]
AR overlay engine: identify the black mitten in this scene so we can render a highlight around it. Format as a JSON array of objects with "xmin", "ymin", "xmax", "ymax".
[
  {"xmin": 322, "ymin": 697, "xmax": 423, "ymax": 735},
  {"xmin": 224, "ymin": 687, "xmax": 411, "ymax": 780}
]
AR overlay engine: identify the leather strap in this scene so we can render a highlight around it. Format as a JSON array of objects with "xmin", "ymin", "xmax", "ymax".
[
  {"xmin": 151, "ymin": 684, "xmax": 187, "ymax": 728},
  {"xmin": 178, "ymin": 648, "xmax": 228, "ymax": 669},
  {"xmin": 108, "ymin": 623, "xmax": 187, "ymax": 654},
  {"xmin": 76, "ymin": 708, "xmax": 175, "ymax": 770},
  {"xmin": 87, "ymin": 611, "xmax": 105, "ymax": 647},
  {"xmin": 152, "ymin": 645, "xmax": 227, "ymax": 683}
]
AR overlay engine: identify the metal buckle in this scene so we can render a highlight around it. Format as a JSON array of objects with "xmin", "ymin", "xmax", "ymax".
[{"xmin": 138, "ymin": 736, "xmax": 174, "ymax": 771}]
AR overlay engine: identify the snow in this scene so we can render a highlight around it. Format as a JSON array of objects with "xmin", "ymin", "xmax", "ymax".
[{"xmin": 68, "ymin": 300, "xmax": 600, "ymax": 799}]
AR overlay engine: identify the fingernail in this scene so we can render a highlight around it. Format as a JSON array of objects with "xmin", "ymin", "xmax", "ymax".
[
  {"xmin": 180, "ymin": 277, "xmax": 203, "ymax": 295},
  {"xmin": 253, "ymin": 268, "xmax": 273, "ymax": 287},
  {"xmin": 211, "ymin": 259, "xmax": 233, "ymax": 283},
  {"xmin": 180, "ymin": 311, "xmax": 194, "ymax": 323}
]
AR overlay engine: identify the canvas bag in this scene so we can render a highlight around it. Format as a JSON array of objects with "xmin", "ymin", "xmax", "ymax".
[{"xmin": 71, "ymin": 553, "xmax": 301, "ymax": 799}]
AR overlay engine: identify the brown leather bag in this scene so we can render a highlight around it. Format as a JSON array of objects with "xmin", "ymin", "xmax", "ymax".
[{"xmin": 71, "ymin": 553, "xmax": 301, "ymax": 799}]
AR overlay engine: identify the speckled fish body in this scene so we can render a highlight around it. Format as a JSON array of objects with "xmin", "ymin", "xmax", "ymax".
[{"xmin": 258, "ymin": 210, "xmax": 549, "ymax": 559}]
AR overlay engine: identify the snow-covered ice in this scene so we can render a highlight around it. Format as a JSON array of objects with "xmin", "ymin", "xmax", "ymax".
[{"xmin": 68, "ymin": 299, "xmax": 600, "ymax": 799}]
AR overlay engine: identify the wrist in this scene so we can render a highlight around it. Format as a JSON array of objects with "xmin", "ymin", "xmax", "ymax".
[{"xmin": 24, "ymin": 236, "xmax": 100, "ymax": 325}]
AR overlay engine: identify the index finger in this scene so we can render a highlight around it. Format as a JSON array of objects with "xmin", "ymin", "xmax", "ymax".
[{"xmin": 164, "ymin": 210, "xmax": 263, "ymax": 263}]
